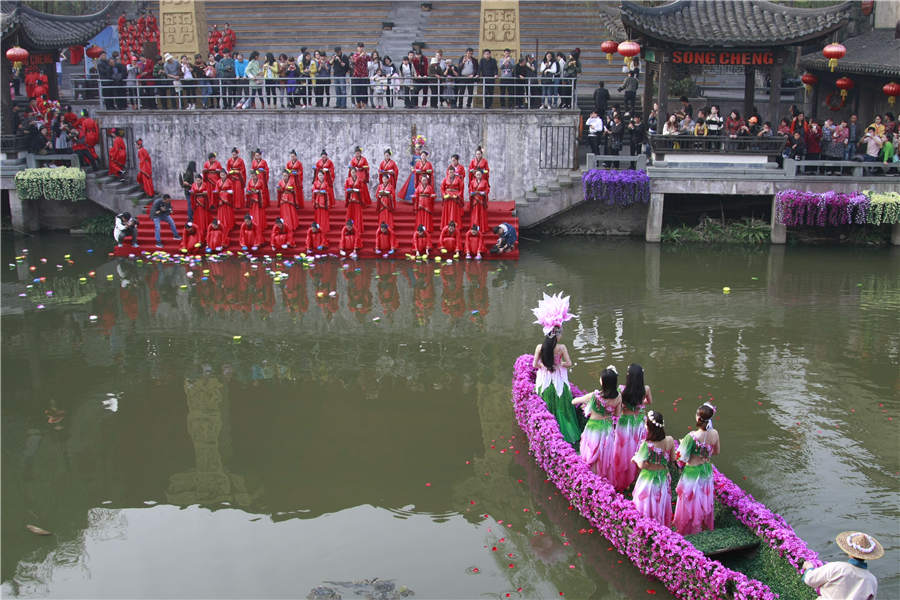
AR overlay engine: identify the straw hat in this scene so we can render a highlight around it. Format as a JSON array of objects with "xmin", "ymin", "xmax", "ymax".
[{"xmin": 836, "ymin": 532, "xmax": 884, "ymax": 560}]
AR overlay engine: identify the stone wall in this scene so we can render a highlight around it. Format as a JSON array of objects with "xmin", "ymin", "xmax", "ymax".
[{"xmin": 95, "ymin": 109, "xmax": 578, "ymax": 201}]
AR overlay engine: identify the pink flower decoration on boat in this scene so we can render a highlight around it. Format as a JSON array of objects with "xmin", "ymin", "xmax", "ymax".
[{"xmin": 532, "ymin": 292, "xmax": 575, "ymax": 335}]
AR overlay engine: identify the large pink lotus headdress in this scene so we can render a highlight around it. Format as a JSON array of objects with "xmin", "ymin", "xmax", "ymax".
[{"xmin": 532, "ymin": 292, "xmax": 574, "ymax": 335}]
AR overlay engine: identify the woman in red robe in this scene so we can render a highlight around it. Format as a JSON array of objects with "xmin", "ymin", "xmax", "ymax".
[
  {"xmin": 469, "ymin": 169, "xmax": 490, "ymax": 234},
  {"xmin": 108, "ymin": 130, "xmax": 127, "ymax": 177},
  {"xmin": 375, "ymin": 221, "xmax": 397, "ymax": 256},
  {"xmin": 251, "ymin": 149, "xmax": 270, "ymax": 207},
  {"xmin": 412, "ymin": 224, "xmax": 431, "ymax": 257},
  {"xmin": 270, "ymin": 218, "xmax": 294, "ymax": 250},
  {"xmin": 414, "ymin": 173, "xmax": 436, "ymax": 233},
  {"xmin": 226, "ymin": 147, "xmax": 247, "ymax": 210},
  {"xmin": 374, "ymin": 173, "xmax": 395, "ymax": 230},
  {"xmin": 339, "ymin": 219, "xmax": 359, "ymax": 256},
  {"xmin": 246, "ymin": 169, "xmax": 267, "ymax": 236},
  {"xmin": 448, "ymin": 154, "xmax": 466, "ymax": 181},
  {"xmin": 465, "ymin": 224, "xmax": 484, "ymax": 259},
  {"xmin": 413, "ymin": 150, "xmax": 433, "ymax": 208},
  {"xmin": 440, "ymin": 221, "xmax": 462, "ymax": 254},
  {"xmin": 348, "ymin": 146, "xmax": 371, "ymax": 207},
  {"xmin": 378, "ymin": 148, "xmax": 399, "ymax": 190},
  {"xmin": 440, "ymin": 170, "xmax": 464, "ymax": 231},
  {"xmin": 136, "ymin": 139, "xmax": 154, "ymax": 197},
  {"xmin": 181, "ymin": 221, "xmax": 203, "ymax": 254},
  {"xmin": 468, "ymin": 146, "xmax": 490, "ymax": 190},
  {"xmin": 239, "ymin": 214, "xmax": 264, "ymax": 250},
  {"xmin": 216, "ymin": 168, "xmax": 235, "ymax": 232},
  {"xmin": 206, "ymin": 219, "xmax": 227, "ymax": 251},
  {"xmin": 202, "ymin": 152, "xmax": 223, "ymax": 187},
  {"xmin": 305, "ymin": 221, "xmax": 328, "ymax": 253},
  {"xmin": 344, "ymin": 167, "xmax": 364, "ymax": 242},
  {"xmin": 314, "ymin": 149, "xmax": 336, "ymax": 208},
  {"xmin": 311, "ymin": 170, "xmax": 332, "ymax": 234},
  {"xmin": 190, "ymin": 174, "xmax": 211, "ymax": 233},
  {"xmin": 285, "ymin": 150, "xmax": 304, "ymax": 208},
  {"xmin": 277, "ymin": 170, "xmax": 300, "ymax": 231}
]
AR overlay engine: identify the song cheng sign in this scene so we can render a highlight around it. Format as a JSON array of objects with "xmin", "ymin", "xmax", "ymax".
[{"xmin": 672, "ymin": 50, "xmax": 774, "ymax": 66}]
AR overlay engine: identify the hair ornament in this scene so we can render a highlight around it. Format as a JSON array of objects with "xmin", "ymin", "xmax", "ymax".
[
  {"xmin": 606, "ymin": 365, "xmax": 618, "ymax": 374},
  {"xmin": 531, "ymin": 292, "xmax": 575, "ymax": 336},
  {"xmin": 647, "ymin": 410, "xmax": 664, "ymax": 427},
  {"xmin": 701, "ymin": 401, "xmax": 716, "ymax": 430},
  {"xmin": 413, "ymin": 134, "xmax": 427, "ymax": 146}
]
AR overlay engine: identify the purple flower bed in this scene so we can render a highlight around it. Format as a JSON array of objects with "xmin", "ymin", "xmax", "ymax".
[
  {"xmin": 775, "ymin": 190, "xmax": 870, "ymax": 227},
  {"xmin": 582, "ymin": 169, "xmax": 650, "ymax": 206},
  {"xmin": 511, "ymin": 354, "xmax": 820, "ymax": 599}
]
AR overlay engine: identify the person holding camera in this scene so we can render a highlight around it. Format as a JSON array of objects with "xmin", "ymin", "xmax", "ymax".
[
  {"xmin": 330, "ymin": 47, "xmax": 351, "ymax": 108},
  {"xmin": 114, "ymin": 212, "xmax": 140, "ymax": 248},
  {"xmin": 151, "ymin": 194, "xmax": 181, "ymax": 248},
  {"xmin": 491, "ymin": 222, "xmax": 517, "ymax": 254}
]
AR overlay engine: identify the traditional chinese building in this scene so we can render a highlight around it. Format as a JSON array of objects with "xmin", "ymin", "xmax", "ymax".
[
  {"xmin": 619, "ymin": 0, "xmax": 854, "ymax": 123},
  {"xmin": 0, "ymin": 0, "xmax": 113, "ymax": 130},
  {"xmin": 798, "ymin": 27, "xmax": 900, "ymax": 122}
]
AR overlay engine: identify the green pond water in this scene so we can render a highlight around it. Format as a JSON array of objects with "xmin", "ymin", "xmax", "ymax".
[{"xmin": 1, "ymin": 234, "xmax": 898, "ymax": 599}]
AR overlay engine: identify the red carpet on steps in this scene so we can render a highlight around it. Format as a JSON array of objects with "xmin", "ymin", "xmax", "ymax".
[{"xmin": 112, "ymin": 199, "xmax": 519, "ymax": 260}]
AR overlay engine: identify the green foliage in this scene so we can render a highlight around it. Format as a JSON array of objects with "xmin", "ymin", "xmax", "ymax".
[
  {"xmin": 864, "ymin": 190, "xmax": 900, "ymax": 225},
  {"xmin": 685, "ymin": 525, "xmax": 759, "ymax": 555},
  {"xmin": 661, "ymin": 218, "xmax": 770, "ymax": 244},
  {"xmin": 15, "ymin": 167, "xmax": 86, "ymax": 202},
  {"xmin": 80, "ymin": 214, "xmax": 115, "ymax": 236},
  {"xmin": 669, "ymin": 76, "xmax": 700, "ymax": 99},
  {"xmin": 721, "ymin": 543, "xmax": 817, "ymax": 600}
]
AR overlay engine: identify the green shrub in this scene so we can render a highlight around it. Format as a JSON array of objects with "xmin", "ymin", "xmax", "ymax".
[
  {"xmin": 80, "ymin": 214, "xmax": 115, "ymax": 236},
  {"xmin": 15, "ymin": 167, "xmax": 85, "ymax": 202}
]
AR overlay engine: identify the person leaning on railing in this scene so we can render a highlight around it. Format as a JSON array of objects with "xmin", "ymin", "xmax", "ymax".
[{"xmin": 479, "ymin": 49, "xmax": 497, "ymax": 109}]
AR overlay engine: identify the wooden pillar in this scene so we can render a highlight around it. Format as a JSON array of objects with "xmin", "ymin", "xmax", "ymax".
[
  {"xmin": 768, "ymin": 53, "xmax": 782, "ymax": 125},
  {"xmin": 743, "ymin": 66, "xmax": 755, "ymax": 118},
  {"xmin": 641, "ymin": 61, "xmax": 655, "ymax": 119},
  {"xmin": 656, "ymin": 52, "xmax": 670, "ymax": 117}
]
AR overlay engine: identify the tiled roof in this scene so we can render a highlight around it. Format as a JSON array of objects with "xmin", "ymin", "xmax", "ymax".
[
  {"xmin": 1, "ymin": 1, "xmax": 113, "ymax": 51},
  {"xmin": 798, "ymin": 28, "xmax": 900, "ymax": 78},
  {"xmin": 620, "ymin": 0, "xmax": 853, "ymax": 48}
]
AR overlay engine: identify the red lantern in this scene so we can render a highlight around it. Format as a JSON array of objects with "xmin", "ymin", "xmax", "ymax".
[
  {"xmin": 6, "ymin": 46, "xmax": 29, "ymax": 63},
  {"xmin": 85, "ymin": 45, "xmax": 104, "ymax": 59},
  {"xmin": 618, "ymin": 40, "xmax": 641, "ymax": 67},
  {"xmin": 822, "ymin": 43, "xmax": 846, "ymax": 72},
  {"xmin": 600, "ymin": 40, "xmax": 618, "ymax": 63},
  {"xmin": 835, "ymin": 76, "xmax": 854, "ymax": 100},
  {"xmin": 800, "ymin": 72, "xmax": 817, "ymax": 98},
  {"xmin": 883, "ymin": 81, "xmax": 900, "ymax": 106}
]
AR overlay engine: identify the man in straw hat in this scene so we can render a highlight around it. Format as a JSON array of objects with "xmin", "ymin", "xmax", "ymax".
[{"xmin": 801, "ymin": 531, "xmax": 881, "ymax": 599}]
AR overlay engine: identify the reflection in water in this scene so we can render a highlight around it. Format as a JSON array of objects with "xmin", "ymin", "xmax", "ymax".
[{"xmin": 1, "ymin": 237, "xmax": 898, "ymax": 598}]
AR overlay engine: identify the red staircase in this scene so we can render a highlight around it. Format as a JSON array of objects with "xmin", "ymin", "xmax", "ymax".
[{"xmin": 113, "ymin": 199, "xmax": 519, "ymax": 260}]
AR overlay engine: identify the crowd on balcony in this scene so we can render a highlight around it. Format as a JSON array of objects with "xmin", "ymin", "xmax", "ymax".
[
  {"xmin": 86, "ymin": 37, "xmax": 583, "ymax": 111},
  {"xmin": 585, "ymin": 91, "xmax": 898, "ymax": 170}
]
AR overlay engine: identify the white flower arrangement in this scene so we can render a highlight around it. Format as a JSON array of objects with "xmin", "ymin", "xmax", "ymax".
[{"xmin": 15, "ymin": 167, "xmax": 86, "ymax": 203}]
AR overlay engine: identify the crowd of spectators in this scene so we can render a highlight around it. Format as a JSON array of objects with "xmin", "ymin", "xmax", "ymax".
[
  {"xmin": 88, "ymin": 40, "xmax": 583, "ymax": 111},
  {"xmin": 586, "ymin": 92, "xmax": 898, "ymax": 171}
]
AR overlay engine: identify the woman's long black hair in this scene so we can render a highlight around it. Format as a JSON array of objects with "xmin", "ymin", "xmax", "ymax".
[
  {"xmin": 622, "ymin": 363, "xmax": 645, "ymax": 410},
  {"xmin": 600, "ymin": 368, "xmax": 618, "ymax": 399},
  {"xmin": 539, "ymin": 326, "xmax": 560, "ymax": 371}
]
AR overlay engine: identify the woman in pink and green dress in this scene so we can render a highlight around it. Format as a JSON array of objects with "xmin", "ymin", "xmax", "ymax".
[
  {"xmin": 572, "ymin": 366, "xmax": 621, "ymax": 481},
  {"xmin": 611, "ymin": 363, "xmax": 652, "ymax": 491},
  {"xmin": 531, "ymin": 292, "xmax": 582, "ymax": 445},
  {"xmin": 674, "ymin": 402, "xmax": 720, "ymax": 535},
  {"xmin": 631, "ymin": 410, "xmax": 676, "ymax": 527}
]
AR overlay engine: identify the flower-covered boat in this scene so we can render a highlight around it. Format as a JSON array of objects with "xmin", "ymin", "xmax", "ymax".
[{"xmin": 511, "ymin": 354, "xmax": 820, "ymax": 600}]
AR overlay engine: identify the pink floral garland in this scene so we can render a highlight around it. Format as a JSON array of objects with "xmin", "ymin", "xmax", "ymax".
[{"xmin": 511, "ymin": 354, "xmax": 820, "ymax": 599}]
